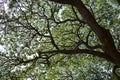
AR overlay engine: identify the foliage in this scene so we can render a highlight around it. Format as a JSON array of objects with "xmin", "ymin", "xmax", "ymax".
[{"xmin": 0, "ymin": 0, "xmax": 120, "ymax": 79}]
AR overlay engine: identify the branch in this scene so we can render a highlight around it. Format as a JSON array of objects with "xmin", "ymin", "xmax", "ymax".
[
  {"xmin": 49, "ymin": 0, "xmax": 75, "ymax": 5},
  {"xmin": 40, "ymin": 49, "xmax": 114, "ymax": 63},
  {"xmin": 49, "ymin": 0, "xmax": 120, "ymax": 66},
  {"xmin": 14, "ymin": 49, "xmax": 115, "ymax": 66},
  {"xmin": 47, "ymin": 20, "xmax": 59, "ymax": 50}
]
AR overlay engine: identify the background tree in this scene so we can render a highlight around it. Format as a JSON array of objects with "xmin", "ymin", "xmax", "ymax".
[{"xmin": 0, "ymin": 0, "xmax": 120, "ymax": 79}]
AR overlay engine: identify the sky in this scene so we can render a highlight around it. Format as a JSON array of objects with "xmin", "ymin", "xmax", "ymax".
[{"xmin": 0, "ymin": 45, "xmax": 5, "ymax": 52}]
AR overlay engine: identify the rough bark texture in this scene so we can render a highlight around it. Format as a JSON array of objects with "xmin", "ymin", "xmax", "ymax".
[{"xmin": 49, "ymin": 0, "xmax": 120, "ymax": 66}]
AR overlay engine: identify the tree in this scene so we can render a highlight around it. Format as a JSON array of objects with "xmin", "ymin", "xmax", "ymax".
[{"xmin": 0, "ymin": 0, "xmax": 120, "ymax": 79}]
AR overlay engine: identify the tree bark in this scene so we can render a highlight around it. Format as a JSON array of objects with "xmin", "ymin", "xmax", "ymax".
[{"xmin": 49, "ymin": 0, "xmax": 120, "ymax": 66}]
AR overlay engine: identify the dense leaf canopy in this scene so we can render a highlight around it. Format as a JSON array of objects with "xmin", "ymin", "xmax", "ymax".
[{"xmin": 0, "ymin": 0, "xmax": 120, "ymax": 79}]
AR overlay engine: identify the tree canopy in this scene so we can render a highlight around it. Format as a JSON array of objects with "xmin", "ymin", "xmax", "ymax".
[{"xmin": 0, "ymin": 0, "xmax": 120, "ymax": 79}]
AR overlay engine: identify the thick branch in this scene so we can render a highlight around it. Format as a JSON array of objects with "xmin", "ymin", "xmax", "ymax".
[
  {"xmin": 49, "ymin": 0, "xmax": 75, "ymax": 5},
  {"xmin": 49, "ymin": 0, "xmax": 120, "ymax": 66},
  {"xmin": 40, "ymin": 49, "xmax": 115, "ymax": 63}
]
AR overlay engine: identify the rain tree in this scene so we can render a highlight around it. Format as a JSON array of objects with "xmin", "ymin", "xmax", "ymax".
[{"xmin": 0, "ymin": 0, "xmax": 120, "ymax": 79}]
